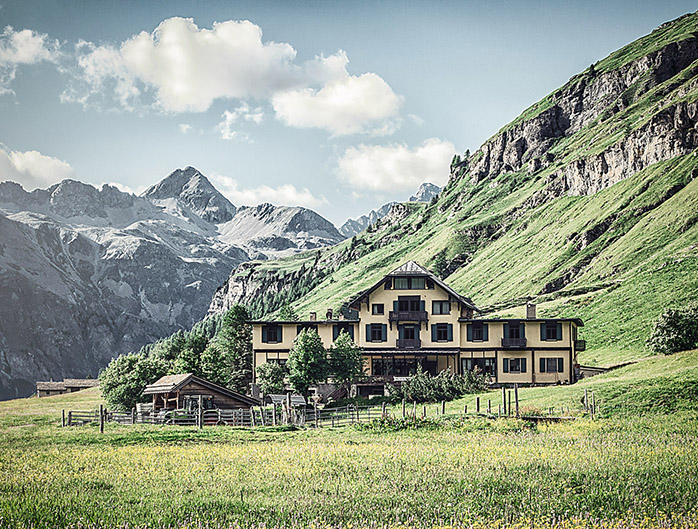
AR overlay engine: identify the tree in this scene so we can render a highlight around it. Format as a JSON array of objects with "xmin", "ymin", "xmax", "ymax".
[
  {"xmin": 199, "ymin": 342, "xmax": 228, "ymax": 385},
  {"xmin": 432, "ymin": 248, "xmax": 448, "ymax": 279},
  {"xmin": 172, "ymin": 332, "xmax": 209, "ymax": 375},
  {"xmin": 278, "ymin": 303, "xmax": 300, "ymax": 321},
  {"xmin": 256, "ymin": 362, "xmax": 288, "ymax": 395},
  {"xmin": 215, "ymin": 305, "xmax": 253, "ymax": 393},
  {"xmin": 287, "ymin": 328, "xmax": 328, "ymax": 396},
  {"xmin": 99, "ymin": 353, "xmax": 168, "ymax": 410},
  {"xmin": 328, "ymin": 330, "xmax": 364, "ymax": 386},
  {"xmin": 646, "ymin": 305, "xmax": 698, "ymax": 354}
]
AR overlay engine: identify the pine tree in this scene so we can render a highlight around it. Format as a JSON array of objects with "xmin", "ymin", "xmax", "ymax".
[
  {"xmin": 328, "ymin": 330, "xmax": 365, "ymax": 387},
  {"xmin": 288, "ymin": 328, "xmax": 328, "ymax": 396},
  {"xmin": 256, "ymin": 362, "xmax": 288, "ymax": 395},
  {"xmin": 278, "ymin": 303, "xmax": 300, "ymax": 321},
  {"xmin": 200, "ymin": 342, "xmax": 228, "ymax": 385},
  {"xmin": 215, "ymin": 305, "xmax": 253, "ymax": 393}
]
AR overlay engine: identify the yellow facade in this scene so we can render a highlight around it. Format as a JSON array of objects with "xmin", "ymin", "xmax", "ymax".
[{"xmin": 251, "ymin": 261, "xmax": 583, "ymax": 387}]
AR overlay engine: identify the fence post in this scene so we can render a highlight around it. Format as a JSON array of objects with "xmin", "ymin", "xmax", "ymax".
[
  {"xmin": 476, "ymin": 397, "xmax": 480, "ymax": 414},
  {"xmin": 463, "ymin": 404, "xmax": 467, "ymax": 415},
  {"xmin": 487, "ymin": 399, "xmax": 491, "ymax": 415},
  {"xmin": 402, "ymin": 399, "xmax": 406, "ymax": 418},
  {"xmin": 250, "ymin": 407, "xmax": 256, "ymax": 427},
  {"xmin": 314, "ymin": 403, "xmax": 319, "ymax": 428},
  {"xmin": 508, "ymin": 391, "xmax": 512, "ymax": 416},
  {"xmin": 68, "ymin": 411, "xmax": 72, "ymax": 426},
  {"xmin": 498, "ymin": 404, "xmax": 501, "ymax": 416},
  {"xmin": 584, "ymin": 388, "xmax": 588, "ymax": 412},
  {"xmin": 61, "ymin": 409, "xmax": 65, "ymax": 428},
  {"xmin": 441, "ymin": 400, "xmax": 446, "ymax": 415},
  {"xmin": 198, "ymin": 396, "xmax": 203, "ymax": 429},
  {"xmin": 422, "ymin": 405, "xmax": 426, "ymax": 418},
  {"xmin": 131, "ymin": 408, "xmax": 136, "ymax": 425},
  {"xmin": 413, "ymin": 401, "xmax": 417, "ymax": 418},
  {"xmin": 381, "ymin": 402, "xmax": 387, "ymax": 418},
  {"xmin": 99, "ymin": 405, "xmax": 104, "ymax": 434},
  {"xmin": 502, "ymin": 386, "xmax": 507, "ymax": 415},
  {"xmin": 514, "ymin": 384, "xmax": 519, "ymax": 418}
]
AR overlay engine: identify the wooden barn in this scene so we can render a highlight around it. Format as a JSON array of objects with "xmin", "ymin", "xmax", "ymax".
[{"xmin": 143, "ymin": 373, "xmax": 260, "ymax": 411}]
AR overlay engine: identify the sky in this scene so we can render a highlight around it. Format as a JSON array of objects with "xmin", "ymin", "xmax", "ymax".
[{"xmin": 0, "ymin": 1, "xmax": 695, "ymax": 226}]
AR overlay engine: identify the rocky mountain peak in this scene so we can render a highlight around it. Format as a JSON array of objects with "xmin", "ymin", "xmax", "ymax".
[
  {"xmin": 142, "ymin": 166, "xmax": 236, "ymax": 224},
  {"xmin": 409, "ymin": 182, "xmax": 441, "ymax": 202}
]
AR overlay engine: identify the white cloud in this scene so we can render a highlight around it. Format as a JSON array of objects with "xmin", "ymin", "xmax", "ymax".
[
  {"xmin": 0, "ymin": 26, "xmax": 61, "ymax": 95},
  {"xmin": 216, "ymin": 102, "xmax": 264, "ymax": 140},
  {"xmin": 210, "ymin": 173, "xmax": 327, "ymax": 208},
  {"xmin": 65, "ymin": 17, "xmax": 401, "ymax": 136},
  {"xmin": 178, "ymin": 123, "xmax": 193, "ymax": 134},
  {"xmin": 335, "ymin": 138, "xmax": 455, "ymax": 192},
  {"xmin": 272, "ymin": 73, "xmax": 403, "ymax": 136},
  {"xmin": 0, "ymin": 147, "xmax": 74, "ymax": 190}
]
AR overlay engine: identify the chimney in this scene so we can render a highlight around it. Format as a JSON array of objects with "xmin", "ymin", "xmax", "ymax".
[
  {"xmin": 338, "ymin": 312, "xmax": 345, "ymax": 321},
  {"xmin": 526, "ymin": 302, "xmax": 537, "ymax": 319},
  {"xmin": 309, "ymin": 311, "xmax": 317, "ymax": 321},
  {"xmin": 326, "ymin": 308, "xmax": 333, "ymax": 320}
]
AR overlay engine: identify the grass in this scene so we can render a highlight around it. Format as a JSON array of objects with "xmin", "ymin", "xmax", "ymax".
[{"xmin": 1, "ymin": 354, "xmax": 698, "ymax": 528}]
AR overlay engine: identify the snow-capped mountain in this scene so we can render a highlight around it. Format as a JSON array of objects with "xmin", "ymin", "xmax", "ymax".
[{"xmin": 0, "ymin": 167, "xmax": 342, "ymax": 399}]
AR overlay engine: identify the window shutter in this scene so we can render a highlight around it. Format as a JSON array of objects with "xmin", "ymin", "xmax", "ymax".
[
  {"xmin": 420, "ymin": 300, "xmax": 425, "ymax": 311},
  {"xmin": 385, "ymin": 278, "xmax": 392, "ymax": 289},
  {"xmin": 556, "ymin": 323, "xmax": 563, "ymax": 340},
  {"xmin": 503, "ymin": 358, "xmax": 509, "ymax": 373},
  {"xmin": 431, "ymin": 324, "xmax": 437, "ymax": 341},
  {"xmin": 278, "ymin": 326, "xmax": 283, "ymax": 342},
  {"xmin": 558, "ymin": 358, "xmax": 564, "ymax": 373},
  {"xmin": 483, "ymin": 324, "xmax": 489, "ymax": 341},
  {"xmin": 262, "ymin": 326, "xmax": 268, "ymax": 343},
  {"xmin": 366, "ymin": 324, "xmax": 371, "ymax": 342},
  {"xmin": 520, "ymin": 322, "xmax": 526, "ymax": 338},
  {"xmin": 540, "ymin": 358, "xmax": 546, "ymax": 373},
  {"xmin": 348, "ymin": 326, "xmax": 354, "ymax": 340},
  {"xmin": 503, "ymin": 323, "xmax": 509, "ymax": 338},
  {"xmin": 393, "ymin": 301, "xmax": 399, "ymax": 312},
  {"xmin": 521, "ymin": 358, "xmax": 527, "ymax": 373},
  {"xmin": 467, "ymin": 324, "xmax": 473, "ymax": 341},
  {"xmin": 540, "ymin": 323, "xmax": 546, "ymax": 341},
  {"xmin": 399, "ymin": 325, "xmax": 405, "ymax": 340},
  {"xmin": 447, "ymin": 324, "xmax": 453, "ymax": 341},
  {"xmin": 381, "ymin": 324, "xmax": 387, "ymax": 341},
  {"xmin": 333, "ymin": 325, "xmax": 339, "ymax": 341}
]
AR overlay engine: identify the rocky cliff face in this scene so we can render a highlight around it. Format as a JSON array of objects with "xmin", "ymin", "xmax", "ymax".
[
  {"xmin": 409, "ymin": 182, "xmax": 441, "ymax": 202},
  {"xmin": 0, "ymin": 167, "xmax": 341, "ymax": 399},
  {"xmin": 464, "ymin": 31, "xmax": 698, "ymax": 201}
]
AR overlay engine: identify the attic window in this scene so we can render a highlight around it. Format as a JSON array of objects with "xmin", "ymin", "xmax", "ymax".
[{"xmin": 394, "ymin": 277, "xmax": 425, "ymax": 290}]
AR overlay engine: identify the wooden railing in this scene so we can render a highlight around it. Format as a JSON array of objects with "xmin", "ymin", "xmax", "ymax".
[
  {"xmin": 501, "ymin": 337, "xmax": 527, "ymax": 348},
  {"xmin": 388, "ymin": 310, "xmax": 428, "ymax": 322}
]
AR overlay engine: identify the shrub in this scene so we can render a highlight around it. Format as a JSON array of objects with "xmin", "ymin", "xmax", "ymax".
[
  {"xmin": 646, "ymin": 305, "xmax": 698, "ymax": 354},
  {"xmin": 256, "ymin": 362, "xmax": 288, "ymax": 395},
  {"xmin": 387, "ymin": 366, "xmax": 488, "ymax": 403}
]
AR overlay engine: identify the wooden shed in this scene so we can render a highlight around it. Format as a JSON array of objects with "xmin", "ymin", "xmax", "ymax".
[{"xmin": 143, "ymin": 373, "xmax": 260, "ymax": 411}]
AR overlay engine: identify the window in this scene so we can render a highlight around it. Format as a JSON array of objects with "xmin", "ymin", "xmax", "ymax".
[
  {"xmin": 400, "ymin": 324, "xmax": 417, "ymax": 340},
  {"xmin": 367, "ymin": 323, "xmax": 387, "ymax": 342},
  {"xmin": 268, "ymin": 358, "xmax": 287, "ymax": 367},
  {"xmin": 262, "ymin": 325, "xmax": 282, "ymax": 343},
  {"xmin": 541, "ymin": 322, "xmax": 562, "ymax": 341},
  {"xmin": 372, "ymin": 357, "xmax": 418, "ymax": 376},
  {"xmin": 393, "ymin": 277, "xmax": 425, "ymax": 289},
  {"xmin": 463, "ymin": 358, "xmax": 496, "ymax": 376},
  {"xmin": 333, "ymin": 324, "xmax": 355, "ymax": 341},
  {"xmin": 540, "ymin": 357, "xmax": 564, "ymax": 373},
  {"xmin": 372, "ymin": 303, "xmax": 384, "ymax": 315},
  {"xmin": 432, "ymin": 300, "xmax": 450, "ymax": 315},
  {"xmin": 296, "ymin": 324, "xmax": 318, "ymax": 335},
  {"xmin": 431, "ymin": 323, "xmax": 453, "ymax": 342},
  {"xmin": 467, "ymin": 323, "xmax": 488, "ymax": 342},
  {"xmin": 502, "ymin": 357, "xmax": 527, "ymax": 373}
]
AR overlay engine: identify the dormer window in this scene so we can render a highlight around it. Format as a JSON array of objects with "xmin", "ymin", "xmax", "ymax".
[{"xmin": 393, "ymin": 277, "xmax": 425, "ymax": 290}]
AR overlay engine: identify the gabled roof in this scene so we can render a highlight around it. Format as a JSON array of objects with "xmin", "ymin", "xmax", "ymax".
[
  {"xmin": 349, "ymin": 261, "xmax": 479, "ymax": 311},
  {"xmin": 36, "ymin": 381, "xmax": 66, "ymax": 391},
  {"xmin": 143, "ymin": 373, "xmax": 260, "ymax": 406},
  {"xmin": 265, "ymin": 394, "xmax": 307, "ymax": 406},
  {"xmin": 63, "ymin": 378, "xmax": 99, "ymax": 388}
]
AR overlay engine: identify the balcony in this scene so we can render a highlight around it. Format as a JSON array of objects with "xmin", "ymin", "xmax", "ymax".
[
  {"xmin": 396, "ymin": 338, "xmax": 421, "ymax": 349},
  {"xmin": 575, "ymin": 339, "xmax": 586, "ymax": 351},
  {"xmin": 501, "ymin": 337, "xmax": 527, "ymax": 349},
  {"xmin": 389, "ymin": 311, "xmax": 428, "ymax": 322}
]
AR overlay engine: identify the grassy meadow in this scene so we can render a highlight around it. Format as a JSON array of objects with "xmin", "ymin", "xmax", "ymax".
[{"xmin": 1, "ymin": 351, "xmax": 698, "ymax": 529}]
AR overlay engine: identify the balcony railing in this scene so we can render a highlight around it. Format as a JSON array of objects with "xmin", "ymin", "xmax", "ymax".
[
  {"xmin": 501, "ymin": 337, "xmax": 527, "ymax": 349},
  {"xmin": 575, "ymin": 339, "xmax": 586, "ymax": 351},
  {"xmin": 389, "ymin": 311, "xmax": 428, "ymax": 322},
  {"xmin": 396, "ymin": 338, "xmax": 421, "ymax": 349}
]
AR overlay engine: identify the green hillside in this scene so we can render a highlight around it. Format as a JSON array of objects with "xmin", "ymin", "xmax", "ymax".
[{"xmin": 219, "ymin": 12, "xmax": 698, "ymax": 368}]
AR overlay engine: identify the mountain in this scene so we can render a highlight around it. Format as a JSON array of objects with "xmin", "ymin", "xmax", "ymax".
[
  {"xmin": 209, "ymin": 12, "xmax": 698, "ymax": 368},
  {"xmin": 0, "ymin": 167, "xmax": 341, "ymax": 399},
  {"xmin": 409, "ymin": 182, "xmax": 441, "ymax": 202},
  {"xmin": 338, "ymin": 182, "xmax": 442, "ymax": 238}
]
